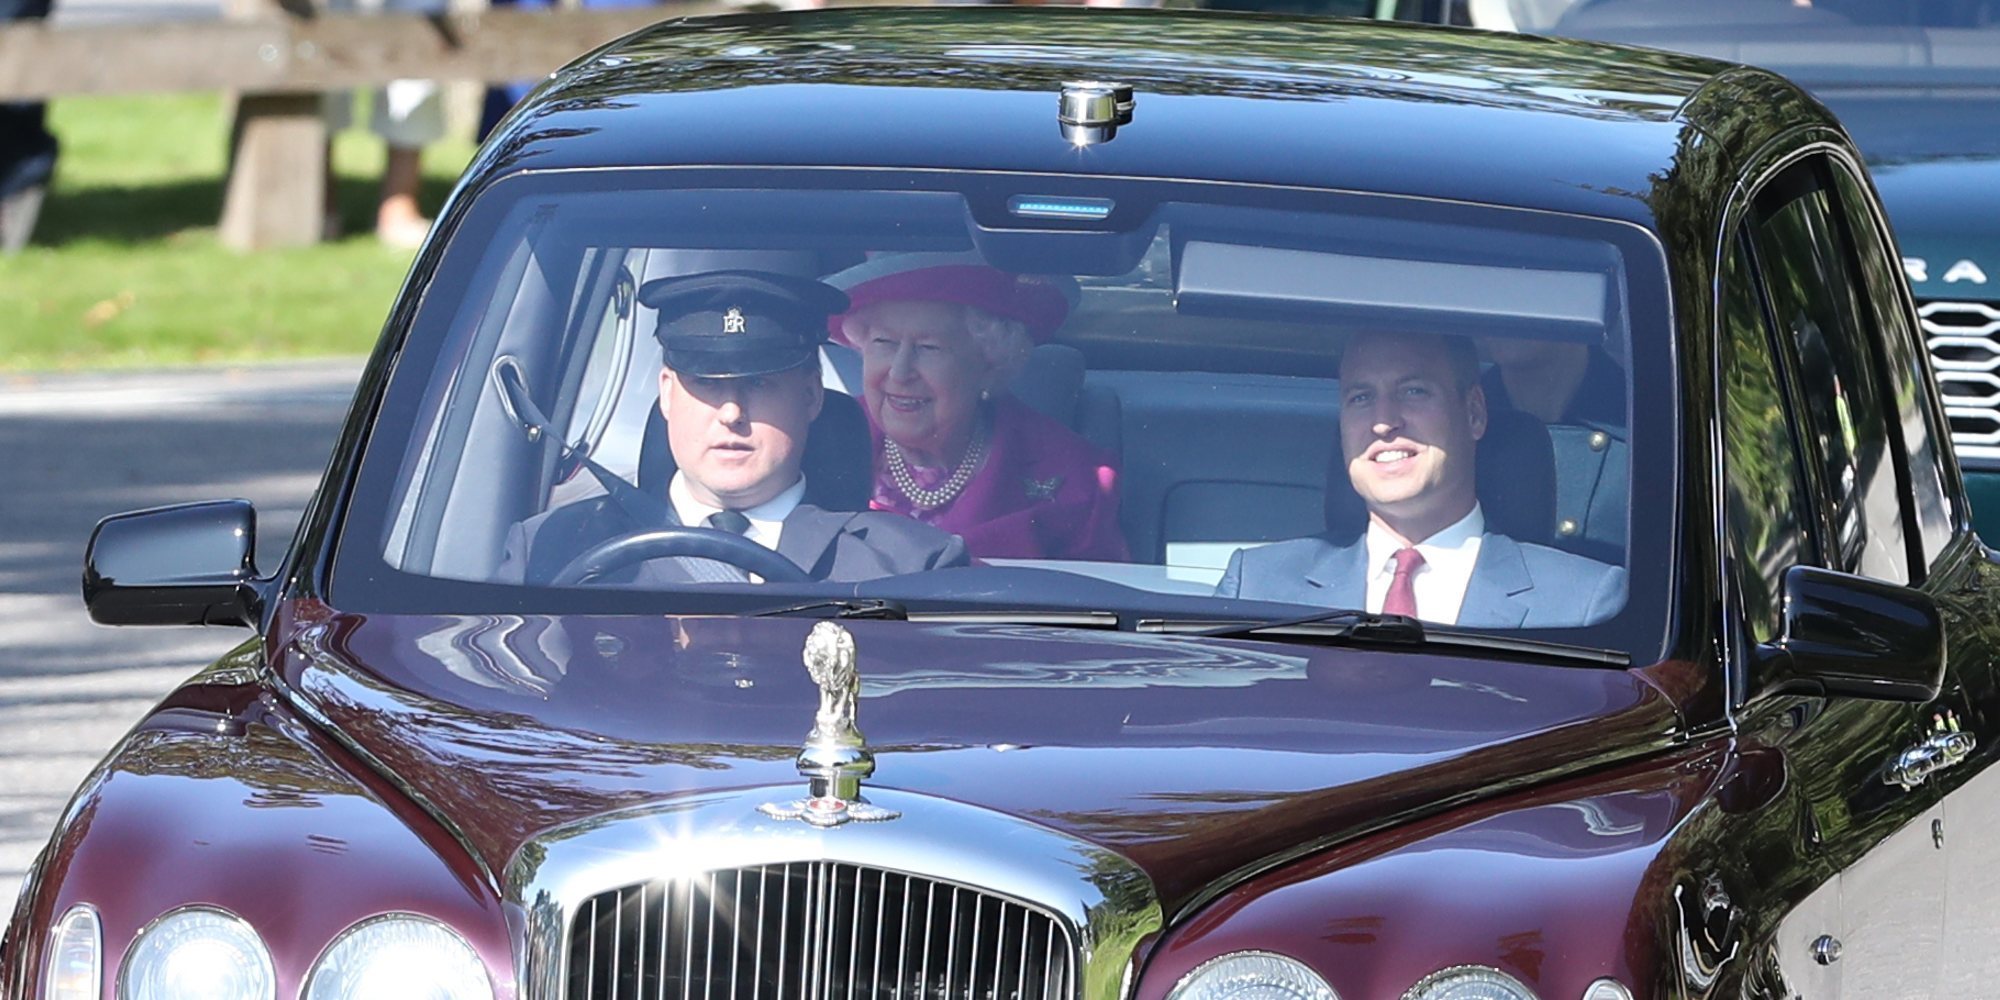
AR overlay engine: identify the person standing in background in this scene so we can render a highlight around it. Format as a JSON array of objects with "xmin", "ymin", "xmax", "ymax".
[
  {"xmin": 0, "ymin": 0, "xmax": 58, "ymax": 254},
  {"xmin": 478, "ymin": 0, "xmax": 660, "ymax": 141},
  {"xmin": 322, "ymin": 0, "xmax": 445, "ymax": 247}
]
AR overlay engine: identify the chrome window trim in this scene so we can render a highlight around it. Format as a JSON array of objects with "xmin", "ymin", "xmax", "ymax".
[
  {"xmin": 1815, "ymin": 153, "xmax": 1976, "ymax": 556},
  {"xmin": 1710, "ymin": 131, "xmax": 1847, "ymax": 714},
  {"xmin": 504, "ymin": 786, "xmax": 1163, "ymax": 1000},
  {"xmin": 1709, "ymin": 132, "xmax": 1958, "ymax": 711}
]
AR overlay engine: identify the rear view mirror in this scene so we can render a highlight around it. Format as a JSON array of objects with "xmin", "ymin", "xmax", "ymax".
[
  {"xmin": 83, "ymin": 500, "xmax": 260, "ymax": 627},
  {"xmin": 1752, "ymin": 565, "xmax": 1944, "ymax": 702}
]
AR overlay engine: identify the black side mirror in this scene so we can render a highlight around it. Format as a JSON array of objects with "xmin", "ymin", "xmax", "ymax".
[
  {"xmin": 1752, "ymin": 565, "xmax": 1944, "ymax": 702},
  {"xmin": 83, "ymin": 500, "xmax": 261, "ymax": 627}
]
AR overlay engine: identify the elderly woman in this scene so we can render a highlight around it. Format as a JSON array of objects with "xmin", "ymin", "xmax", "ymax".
[{"xmin": 830, "ymin": 253, "xmax": 1128, "ymax": 562}]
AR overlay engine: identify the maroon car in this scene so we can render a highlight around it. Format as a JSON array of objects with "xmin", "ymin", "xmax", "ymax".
[{"xmin": 4, "ymin": 8, "xmax": 1990, "ymax": 1000}]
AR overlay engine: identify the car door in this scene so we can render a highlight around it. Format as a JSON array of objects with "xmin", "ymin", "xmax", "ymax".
[
  {"xmin": 1814, "ymin": 155, "xmax": 2000, "ymax": 996},
  {"xmin": 1719, "ymin": 230, "xmax": 1849, "ymax": 999},
  {"xmin": 1740, "ymin": 152, "xmax": 1950, "ymax": 999}
]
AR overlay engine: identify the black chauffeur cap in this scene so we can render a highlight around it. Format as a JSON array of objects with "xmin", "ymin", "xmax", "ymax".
[{"xmin": 639, "ymin": 270, "xmax": 850, "ymax": 379}]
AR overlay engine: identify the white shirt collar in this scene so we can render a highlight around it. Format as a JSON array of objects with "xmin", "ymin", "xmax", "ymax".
[
  {"xmin": 667, "ymin": 473, "xmax": 806, "ymax": 552},
  {"xmin": 1362, "ymin": 504, "xmax": 1486, "ymax": 624}
]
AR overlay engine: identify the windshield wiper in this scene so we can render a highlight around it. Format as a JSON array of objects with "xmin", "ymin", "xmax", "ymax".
[
  {"xmin": 750, "ymin": 598, "xmax": 910, "ymax": 620},
  {"xmin": 1162, "ymin": 608, "xmax": 1426, "ymax": 643},
  {"xmin": 748, "ymin": 599, "xmax": 1121, "ymax": 629},
  {"xmin": 1141, "ymin": 610, "xmax": 1628, "ymax": 666}
]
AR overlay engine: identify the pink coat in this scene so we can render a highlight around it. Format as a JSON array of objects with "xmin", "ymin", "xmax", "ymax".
[{"xmin": 870, "ymin": 396, "xmax": 1129, "ymax": 562}]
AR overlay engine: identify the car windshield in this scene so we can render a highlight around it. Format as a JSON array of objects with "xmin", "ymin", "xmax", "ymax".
[{"xmin": 334, "ymin": 168, "xmax": 1674, "ymax": 662}]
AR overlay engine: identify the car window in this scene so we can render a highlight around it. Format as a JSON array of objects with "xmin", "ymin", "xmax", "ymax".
[
  {"xmin": 335, "ymin": 169, "xmax": 1677, "ymax": 661},
  {"xmin": 1750, "ymin": 157, "xmax": 1912, "ymax": 586},
  {"xmin": 554, "ymin": 255, "xmax": 638, "ymax": 465},
  {"xmin": 1826, "ymin": 163, "xmax": 1958, "ymax": 570},
  {"xmin": 1721, "ymin": 236, "xmax": 1818, "ymax": 645}
]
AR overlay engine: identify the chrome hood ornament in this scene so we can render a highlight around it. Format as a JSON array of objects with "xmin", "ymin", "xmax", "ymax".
[{"xmin": 759, "ymin": 622, "xmax": 900, "ymax": 827}]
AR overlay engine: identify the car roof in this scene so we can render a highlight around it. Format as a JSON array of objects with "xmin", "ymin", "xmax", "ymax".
[{"xmin": 471, "ymin": 8, "xmax": 1766, "ymax": 226}]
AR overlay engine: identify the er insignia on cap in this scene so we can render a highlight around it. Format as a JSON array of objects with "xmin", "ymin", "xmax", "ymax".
[{"xmin": 638, "ymin": 269, "xmax": 848, "ymax": 379}]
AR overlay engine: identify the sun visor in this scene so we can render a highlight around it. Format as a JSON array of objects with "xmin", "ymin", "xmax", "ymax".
[{"xmin": 1173, "ymin": 240, "xmax": 1611, "ymax": 342}]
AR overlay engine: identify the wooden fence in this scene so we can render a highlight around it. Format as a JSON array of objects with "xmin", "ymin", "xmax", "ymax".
[{"xmin": 0, "ymin": 0, "xmax": 913, "ymax": 248}]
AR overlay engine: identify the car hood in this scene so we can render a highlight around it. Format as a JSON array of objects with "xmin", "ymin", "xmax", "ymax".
[{"xmin": 274, "ymin": 608, "xmax": 1678, "ymax": 913}]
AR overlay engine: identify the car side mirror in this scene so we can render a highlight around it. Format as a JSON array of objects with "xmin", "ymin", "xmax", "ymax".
[
  {"xmin": 83, "ymin": 500, "xmax": 261, "ymax": 628},
  {"xmin": 1751, "ymin": 565, "xmax": 1944, "ymax": 703}
]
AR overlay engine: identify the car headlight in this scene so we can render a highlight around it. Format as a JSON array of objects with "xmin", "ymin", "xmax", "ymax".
[
  {"xmin": 44, "ymin": 904, "xmax": 101, "ymax": 1000},
  {"xmin": 304, "ymin": 913, "xmax": 492, "ymax": 1000},
  {"xmin": 119, "ymin": 906, "xmax": 274, "ymax": 1000},
  {"xmin": 1166, "ymin": 951, "xmax": 1338, "ymax": 1000},
  {"xmin": 1402, "ymin": 965, "xmax": 1538, "ymax": 1000}
]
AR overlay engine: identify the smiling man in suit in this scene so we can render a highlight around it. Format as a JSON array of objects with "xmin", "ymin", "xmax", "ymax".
[
  {"xmin": 1215, "ymin": 331, "xmax": 1625, "ymax": 628},
  {"xmin": 497, "ymin": 270, "xmax": 969, "ymax": 586}
]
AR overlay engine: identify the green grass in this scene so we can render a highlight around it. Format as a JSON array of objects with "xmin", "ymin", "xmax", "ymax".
[{"xmin": 1, "ymin": 92, "xmax": 477, "ymax": 371}]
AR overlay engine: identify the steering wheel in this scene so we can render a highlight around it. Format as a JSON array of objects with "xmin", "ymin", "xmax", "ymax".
[{"xmin": 549, "ymin": 526, "xmax": 812, "ymax": 586}]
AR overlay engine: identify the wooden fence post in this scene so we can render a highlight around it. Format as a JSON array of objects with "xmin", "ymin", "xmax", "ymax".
[{"xmin": 218, "ymin": 0, "xmax": 326, "ymax": 250}]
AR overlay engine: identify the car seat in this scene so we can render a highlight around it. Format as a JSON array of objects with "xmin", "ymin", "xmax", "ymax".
[{"xmin": 1011, "ymin": 343, "xmax": 1122, "ymax": 457}]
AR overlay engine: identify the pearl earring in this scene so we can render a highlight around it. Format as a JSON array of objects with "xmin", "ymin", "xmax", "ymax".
[{"xmin": 980, "ymin": 388, "xmax": 991, "ymax": 402}]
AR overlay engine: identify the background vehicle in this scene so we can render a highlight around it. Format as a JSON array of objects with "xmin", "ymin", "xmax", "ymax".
[
  {"xmin": 1376, "ymin": 0, "xmax": 2000, "ymax": 537},
  {"xmin": 3, "ymin": 9, "xmax": 1996, "ymax": 1000}
]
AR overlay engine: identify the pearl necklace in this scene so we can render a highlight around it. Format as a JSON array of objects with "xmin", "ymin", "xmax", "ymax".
[{"xmin": 886, "ymin": 426, "xmax": 989, "ymax": 511}]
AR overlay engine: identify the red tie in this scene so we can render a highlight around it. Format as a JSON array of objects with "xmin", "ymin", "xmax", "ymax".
[{"xmin": 1383, "ymin": 547, "xmax": 1425, "ymax": 617}]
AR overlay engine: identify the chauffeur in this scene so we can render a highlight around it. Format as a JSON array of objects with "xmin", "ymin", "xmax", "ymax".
[
  {"xmin": 497, "ymin": 270, "xmax": 969, "ymax": 585},
  {"xmin": 1215, "ymin": 331, "xmax": 1625, "ymax": 628}
]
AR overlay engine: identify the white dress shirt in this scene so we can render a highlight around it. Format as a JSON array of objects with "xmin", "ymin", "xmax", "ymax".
[
  {"xmin": 1363, "ymin": 504, "xmax": 1486, "ymax": 624},
  {"xmin": 668, "ymin": 473, "xmax": 807, "ymax": 553}
]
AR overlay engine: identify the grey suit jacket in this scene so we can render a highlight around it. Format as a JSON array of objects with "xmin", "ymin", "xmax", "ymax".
[
  {"xmin": 1214, "ymin": 532, "xmax": 1626, "ymax": 628},
  {"xmin": 494, "ymin": 495, "xmax": 969, "ymax": 586}
]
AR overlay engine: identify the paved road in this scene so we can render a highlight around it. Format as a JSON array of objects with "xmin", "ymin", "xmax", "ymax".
[{"xmin": 0, "ymin": 361, "xmax": 360, "ymax": 912}]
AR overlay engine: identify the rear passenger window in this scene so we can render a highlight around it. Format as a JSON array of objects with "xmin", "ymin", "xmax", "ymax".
[
  {"xmin": 1827, "ymin": 165, "xmax": 1957, "ymax": 569},
  {"xmin": 1751, "ymin": 158, "xmax": 1911, "ymax": 586},
  {"xmin": 1722, "ymin": 239, "xmax": 1816, "ymax": 644}
]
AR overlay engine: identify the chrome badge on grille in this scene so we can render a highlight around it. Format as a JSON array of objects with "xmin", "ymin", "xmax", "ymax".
[{"xmin": 760, "ymin": 622, "xmax": 900, "ymax": 827}]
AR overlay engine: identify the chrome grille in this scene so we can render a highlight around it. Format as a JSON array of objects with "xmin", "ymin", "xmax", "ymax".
[
  {"xmin": 564, "ymin": 863, "xmax": 1076, "ymax": 1000},
  {"xmin": 1922, "ymin": 298, "xmax": 2000, "ymax": 460}
]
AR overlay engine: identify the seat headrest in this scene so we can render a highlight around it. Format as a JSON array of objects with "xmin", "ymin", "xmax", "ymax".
[
  {"xmin": 1011, "ymin": 343, "xmax": 1088, "ymax": 428},
  {"xmin": 638, "ymin": 389, "xmax": 874, "ymax": 512},
  {"xmin": 1323, "ymin": 407, "xmax": 1557, "ymax": 546}
]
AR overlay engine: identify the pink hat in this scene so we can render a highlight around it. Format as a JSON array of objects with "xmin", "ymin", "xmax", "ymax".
[{"xmin": 827, "ymin": 252, "xmax": 1081, "ymax": 344}]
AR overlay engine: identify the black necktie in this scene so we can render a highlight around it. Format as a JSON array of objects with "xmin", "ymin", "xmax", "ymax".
[
  {"xmin": 679, "ymin": 510, "xmax": 754, "ymax": 584},
  {"xmin": 707, "ymin": 510, "xmax": 752, "ymax": 535}
]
